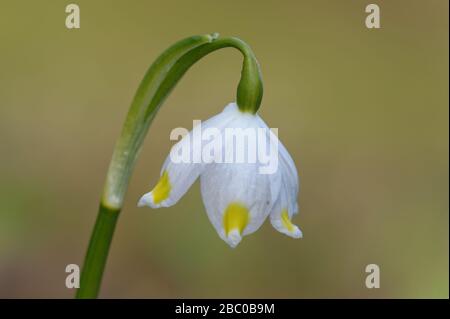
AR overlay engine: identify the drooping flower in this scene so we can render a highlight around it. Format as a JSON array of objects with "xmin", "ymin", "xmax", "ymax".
[{"xmin": 138, "ymin": 102, "xmax": 301, "ymax": 247}]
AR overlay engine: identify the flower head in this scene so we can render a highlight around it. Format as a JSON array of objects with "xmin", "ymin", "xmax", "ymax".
[{"xmin": 138, "ymin": 103, "xmax": 301, "ymax": 248}]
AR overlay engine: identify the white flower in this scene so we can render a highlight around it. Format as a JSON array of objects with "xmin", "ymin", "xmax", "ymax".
[{"xmin": 138, "ymin": 102, "xmax": 302, "ymax": 248}]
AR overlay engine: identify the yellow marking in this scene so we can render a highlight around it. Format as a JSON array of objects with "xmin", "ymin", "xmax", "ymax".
[
  {"xmin": 152, "ymin": 170, "xmax": 171, "ymax": 204},
  {"xmin": 223, "ymin": 202, "xmax": 249, "ymax": 235},
  {"xmin": 281, "ymin": 209, "xmax": 295, "ymax": 232}
]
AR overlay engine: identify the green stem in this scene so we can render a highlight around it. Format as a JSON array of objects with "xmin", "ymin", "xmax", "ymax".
[
  {"xmin": 76, "ymin": 33, "xmax": 263, "ymax": 298},
  {"xmin": 76, "ymin": 204, "xmax": 119, "ymax": 298}
]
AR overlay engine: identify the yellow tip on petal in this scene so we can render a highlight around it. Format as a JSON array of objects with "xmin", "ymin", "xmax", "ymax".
[
  {"xmin": 281, "ymin": 209, "xmax": 295, "ymax": 233},
  {"xmin": 151, "ymin": 170, "xmax": 171, "ymax": 204},
  {"xmin": 223, "ymin": 202, "xmax": 249, "ymax": 236}
]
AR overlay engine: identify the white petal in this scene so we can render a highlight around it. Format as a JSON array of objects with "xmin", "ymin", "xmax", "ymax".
[
  {"xmin": 268, "ymin": 147, "xmax": 302, "ymax": 238},
  {"xmin": 269, "ymin": 181, "xmax": 302, "ymax": 238},
  {"xmin": 200, "ymin": 162, "xmax": 274, "ymax": 247},
  {"xmin": 137, "ymin": 150, "xmax": 201, "ymax": 209},
  {"xmin": 254, "ymin": 115, "xmax": 301, "ymax": 238},
  {"xmin": 279, "ymin": 140, "xmax": 300, "ymax": 215},
  {"xmin": 256, "ymin": 114, "xmax": 299, "ymax": 214},
  {"xmin": 199, "ymin": 111, "xmax": 277, "ymax": 247}
]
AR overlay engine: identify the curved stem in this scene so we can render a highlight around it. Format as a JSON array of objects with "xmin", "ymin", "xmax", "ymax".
[
  {"xmin": 75, "ymin": 204, "xmax": 118, "ymax": 298},
  {"xmin": 76, "ymin": 34, "xmax": 263, "ymax": 298},
  {"xmin": 153, "ymin": 37, "xmax": 264, "ymax": 114}
]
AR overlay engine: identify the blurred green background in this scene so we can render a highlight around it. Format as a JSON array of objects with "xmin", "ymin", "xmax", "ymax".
[{"xmin": 0, "ymin": 0, "xmax": 448, "ymax": 298}]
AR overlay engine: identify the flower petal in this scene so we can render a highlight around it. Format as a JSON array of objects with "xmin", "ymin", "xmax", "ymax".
[
  {"xmin": 200, "ymin": 162, "xmax": 274, "ymax": 247},
  {"xmin": 256, "ymin": 115, "xmax": 299, "ymax": 214},
  {"xmin": 269, "ymin": 182, "xmax": 302, "ymax": 238},
  {"xmin": 137, "ymin": 152, "xmax": 202, "ymax": 208},
  {"xmin": 279, "ymin": 140, "xmax": 300, "ymax": 215},
  {"xmin": 255, "ymin": 114, "xmax": 301, "ymax": 238}
]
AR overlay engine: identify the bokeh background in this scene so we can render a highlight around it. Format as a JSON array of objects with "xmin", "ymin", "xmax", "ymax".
[{"xmin": 0, "ymin": 0, "xmax": 448, "ymax": 298}]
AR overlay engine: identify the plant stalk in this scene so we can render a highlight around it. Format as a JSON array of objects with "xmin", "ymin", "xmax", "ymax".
[{"xmin": 76, "ymin": 204, "xmax": 119, "ymax": 298}]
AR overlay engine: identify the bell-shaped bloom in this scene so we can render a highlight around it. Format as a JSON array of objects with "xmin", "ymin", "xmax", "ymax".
[{"xmin": 138, "ymin": 102, "xmax": 301, "ymax": 248}]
